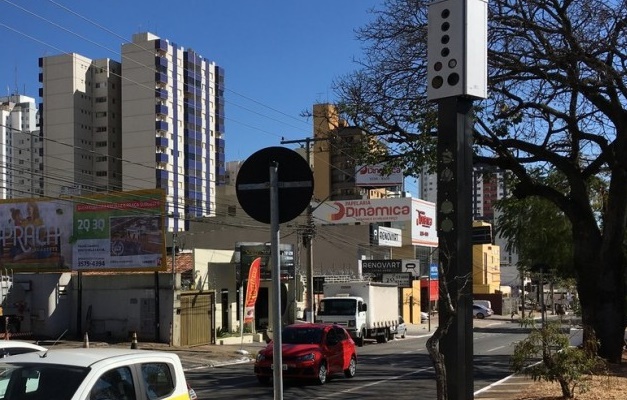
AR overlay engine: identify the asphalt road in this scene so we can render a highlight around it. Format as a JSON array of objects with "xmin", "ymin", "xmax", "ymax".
[{"xmin": 183, "ymin": 317, "xmax": 533, "ymax": 400}]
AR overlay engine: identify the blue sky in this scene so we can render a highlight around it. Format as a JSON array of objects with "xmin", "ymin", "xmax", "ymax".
[
  {"xmin": 0, "ymin": 1, "xmax": 419, "ymax": 195},
  {"xmin": 0, "ymin": 1, "xmax": 379, "ymax": 158}
]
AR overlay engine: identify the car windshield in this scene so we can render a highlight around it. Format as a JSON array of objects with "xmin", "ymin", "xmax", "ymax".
[
  {"xmin": 281, "ymin": 328, "xmax": 323, "ymax": 345},
  {"xmin": 0, "ymin": 363, "xmax": 89, "ymax": 400},
  {"xmin": 317, "ymin": 299, "xmax": 356, "ymax": 316}
]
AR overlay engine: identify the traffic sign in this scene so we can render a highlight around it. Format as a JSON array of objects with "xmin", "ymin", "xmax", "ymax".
[
  {"xmin": 430, "ymin": 263, "xmax": 439, "ymax": 279},
  {"xmin": 236, "ymin": 147, "xmax": 314, "ymax": 224}
]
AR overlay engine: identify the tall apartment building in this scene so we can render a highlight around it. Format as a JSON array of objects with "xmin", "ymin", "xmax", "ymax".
[
  {"xmin": 39, "ymin": 54, "xmax": 122, "ymax": 197},
  {"xmin": 39, "ymin": 32, "xmax": 225, "ymax": 231},
  {"xmin": 420, "ymin": 165, "xmax": 505, "ymax": 221},
  {"xmin": 0, "ymin": 94, "xmax": 43, "ymax": 199},
  {"xmin": 420, "ymin": 165, "xmax": 518, "ymax": 267},
  {"xmin": 121, "ymin": 33, "xmax": 225, "ymax": 231}
]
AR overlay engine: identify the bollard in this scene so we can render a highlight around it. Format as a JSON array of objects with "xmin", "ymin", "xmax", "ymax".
[
  {"xmin": 83, "ymin": 332, "xmax": 90, "ymax": 348},
  {"xmin": 130, "ymin": 332, "xmax": 138, "ymax": 349}
]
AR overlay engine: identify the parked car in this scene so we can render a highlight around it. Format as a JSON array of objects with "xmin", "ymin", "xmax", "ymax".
[
  {"xmin": 396, "ymin": 316, "xmax": 407, "ymax": 338},
  {"xmin": 421, "ymin": 311, "xmax": 429, "ymax": 323},
  {"xmin": 473, "ymin": 304, "xmax": 494, "ymax": 319},
  {"xmin": 254, "ymin": 323, "xmax": 357, "ymax": 385},
  {"xmin": 0, "ymin": 340, "xmax": 46, "ymax": 358},
  {"xmin": 0, "ymin": 348, "xmax": 197, "ymax": 399}
]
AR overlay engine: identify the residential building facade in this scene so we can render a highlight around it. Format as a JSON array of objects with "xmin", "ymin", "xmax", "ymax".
[
  {"xmin": 39, "ymin": 54, "xmax": 123, "ymax": 197},
  {"xmin": 0, "ymin": 94, "xmax": 43, "ymax": 199},
  {"xmin": 39, "ymin": 32, "xmax": 225, "ymax": 231},
  {"xmin": 121, "ymin": 32, "xmax": 226, "ymax": 231}
]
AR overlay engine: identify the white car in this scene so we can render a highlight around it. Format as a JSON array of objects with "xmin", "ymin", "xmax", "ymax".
[
  {"xmin": 0, "ymin": 340, "xmax": 46, "ymax": 358},
  {"xmin": 0, "ymin": 348, "xmax": 197, "ymax": 400},
  {"xmin": 473, "ymin": 304, "xmax": 494, "ymax": 319}
]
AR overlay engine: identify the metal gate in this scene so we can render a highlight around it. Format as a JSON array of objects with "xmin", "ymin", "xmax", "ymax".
[{"xmin": 180, "ymin": 292, "xmax": 214, "ymax": 346}]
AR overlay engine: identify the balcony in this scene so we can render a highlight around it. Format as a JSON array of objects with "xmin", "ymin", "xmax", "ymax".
[
  {"xmin": 155, "ymin": 88, "xmax": 168, "ymax": 100},
  {"xmin": 156, "ymin": 153, "xmax": 169, "ymax": 163},
  {"xmin": 155, "ymin": 137, "xmax": 169, "ymax": 148},
  {"xmin": 155, "ymin": 56, "xmax": 168, "ymax": 69},
  {"xmin": 156, "ymin": 169, "xmax": 169, "ymax": 181},
  {"xmin": 155, "ymin": 39, "xmax": 168, "ymax": 54},
  {"xmin": 155, "ymin": 72, "xmax": 168, "ymax": 84},
  {"xmin": 155, "ymin": 104, "xmax": 169, "ymax": 116},
  {"xmin": 155, "ymin": 121, "xmax": 169, "ymax": 132}
]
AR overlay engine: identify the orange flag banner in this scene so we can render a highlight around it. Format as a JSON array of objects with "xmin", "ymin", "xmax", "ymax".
[{"xmin": 244, "ymin": 257, "xmax": 261, "ymax": 323}]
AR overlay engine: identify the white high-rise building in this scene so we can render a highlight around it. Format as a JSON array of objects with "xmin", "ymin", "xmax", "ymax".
[
  {"xmin": 0, "ymin": 94, "xmax": 43, "ymax": 199},
  {"xmin": 39, "ymin": 54, "xmax": 122, "ymax": 197},
  {"xmin": 121, "ymin": 33, "xmax": 225, "ymax": 231},
  {"xmin": 420, "ymin": 165, "xmax": 517, "ymax": 267},
  {"xmin": 39, "ymin": 32, "xmax": 225, "ymax": 232}
]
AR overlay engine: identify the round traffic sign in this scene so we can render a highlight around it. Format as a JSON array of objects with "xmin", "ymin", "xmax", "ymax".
[{"xmin": 236, "ymin": 146, "xmax": 314, "ymax": 224}]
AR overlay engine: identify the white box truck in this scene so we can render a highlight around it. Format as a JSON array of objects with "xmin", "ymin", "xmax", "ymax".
[{"xmin": 315, "ymin": 281, "xmax": 399, "ymax": 346}]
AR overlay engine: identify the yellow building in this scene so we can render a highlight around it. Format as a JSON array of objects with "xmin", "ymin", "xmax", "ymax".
[{"xmin": 472, "ymin": 221, "xmax": 501, "ymax": 294}]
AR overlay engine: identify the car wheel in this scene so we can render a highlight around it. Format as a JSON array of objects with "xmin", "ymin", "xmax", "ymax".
[
  {"xmin": 356, "ymin": 330, "xmax": 365, "ymax": 347},
  {"xmin": 316, "ymin": 361, "xmax": 327, "ymax": 385},
  {"xmin": 344, "ymin": 356, "xmax": 357, "ymax": 378},
  {"xmin": 257, "ymin": 375, "xmax": 270, "ymax": 385},
  {"xmin": 476, "ymin": 313, "xmax": 485, "ymax": 319}
]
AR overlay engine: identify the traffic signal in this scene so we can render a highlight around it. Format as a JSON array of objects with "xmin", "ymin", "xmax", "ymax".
[{"xmin": 427, "ymin": 0, "xmax": 488, "ymax": 101}]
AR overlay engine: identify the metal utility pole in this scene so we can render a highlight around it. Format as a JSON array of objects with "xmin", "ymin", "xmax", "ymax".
[
  {"xmin": 427, "ymin": 0, "xmax": 487, "ymax": 398},
  {"xmin": 280, "ymin": 137, "xmax": 325, "ymax": 322}
]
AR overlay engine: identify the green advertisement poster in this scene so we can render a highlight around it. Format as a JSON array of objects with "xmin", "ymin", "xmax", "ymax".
[{"xmin": 72, "ymin": 190, "xmax": 166, "ymax": 271}]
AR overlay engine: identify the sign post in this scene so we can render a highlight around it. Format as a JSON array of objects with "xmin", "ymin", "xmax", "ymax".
[{"xmin": 236, "ymin": 147, "xmax": 314, "ymax": 400}]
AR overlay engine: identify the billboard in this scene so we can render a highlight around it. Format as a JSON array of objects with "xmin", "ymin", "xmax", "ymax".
[
  {"xmin": 313, "ymin": 198, "xmax": 412, "ymax": 224},
  {"xmin": 355, "ymin": 164, "xmax": 404, "ymax": 187},
  {"xmin": 312, "ymin": 197, "xmax": 438, "ymax": 247},
  {"xmin": 236, "ymin": 242, "xmax": 295, "ymax": 282},
  {"xmin": 0, "ymin": 199, "xmax": 73, "ymax": 272},
  {"xmin": 0, "ymin": 189, "xmax": 166, "ymax": 272},
  {"xmin": 411, "ymin": 198, "xmax": 437, "ymax": 247}
]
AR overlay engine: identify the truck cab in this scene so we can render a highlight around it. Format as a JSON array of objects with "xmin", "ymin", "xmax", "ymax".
[{"xmin": 316, "ymin": 296, "xmax": 367, "ymax": 344}]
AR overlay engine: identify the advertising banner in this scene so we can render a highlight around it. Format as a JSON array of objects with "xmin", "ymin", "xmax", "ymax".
[
  {"xmin": 0, "ymin": 199, "xmax": 74, "ymax": 272},
  {"xmin": 72, "ymin": 189, "xmax": 165, "ymax": 271},
  {"xmin": 355, "ymin": 164, "xmax": 404, "ymax": 187},
  {"xmin": 0, "ymin": 189, "xmax": 166, "ymax": 272},
  {"xmin": 411, "ymin": 198, "xmax": 438, "ymax": 247},
  {"xmin": 237, "ymin": 242, "xmax": 295, "ymax": 282},
  {"xmin": 244, "ymin": 257, "xmax": 261, "ymax": 323},
  {"xmin": 313, "ymin": 198, "xmax": 412, "ymax": 224}
]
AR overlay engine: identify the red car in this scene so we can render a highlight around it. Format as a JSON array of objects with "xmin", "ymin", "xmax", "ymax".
[{"xmin": 254, "ymin": 323, "xmax": 357, "ymax": 385}]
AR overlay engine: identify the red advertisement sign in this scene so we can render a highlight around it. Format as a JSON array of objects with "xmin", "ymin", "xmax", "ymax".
[{"xmin": 244, "ymin": 257, "xmax": 261, "ymax": 323}]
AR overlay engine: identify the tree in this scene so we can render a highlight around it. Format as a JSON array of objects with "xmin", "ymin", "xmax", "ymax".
[
  {"xmin": 495, "ymin": 173, "xmax": 574, "ymax": 278},
  {"xmin": 333, "ymin": 0, "xmax": 626, "ymax": 362}
]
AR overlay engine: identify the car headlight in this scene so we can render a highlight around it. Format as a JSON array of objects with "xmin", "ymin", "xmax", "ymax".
[
  {"xmin": 296, "ymin": 353, "xmax": 315, "ymax": 362},
  {"xmin": 256, "ymin": 353, "xmax": 266, "ymax": 362},
  {"xmin": 348, "ymin": 320, "xmax": 356, "ymax": 327}
]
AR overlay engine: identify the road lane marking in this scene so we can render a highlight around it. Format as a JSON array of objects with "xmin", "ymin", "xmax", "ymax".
[{"xmin": 317, "ymin": 367, "xmax": 432, "ymax": 398}]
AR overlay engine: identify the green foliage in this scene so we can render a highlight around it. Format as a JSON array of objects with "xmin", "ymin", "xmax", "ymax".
[{"xmin": 510, "ymin": 322, "xmax": 606, "ymax": 398}]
